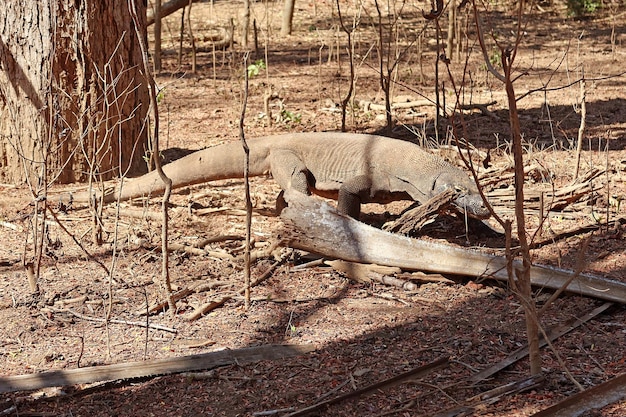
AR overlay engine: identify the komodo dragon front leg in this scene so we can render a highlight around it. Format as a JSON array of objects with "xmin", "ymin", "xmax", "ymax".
[
  {"xmin": 269, "ymin": 151, "xmax": 368, "ymax": 218},
  {"xmin": 269, "ymin": 150, "xmax": 311, "ymax": 214}
]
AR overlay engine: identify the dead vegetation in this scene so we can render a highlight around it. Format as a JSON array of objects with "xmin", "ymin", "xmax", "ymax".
[{"xmin": 1, "ymin": 1, "xmax": 626, "ymax": 416}]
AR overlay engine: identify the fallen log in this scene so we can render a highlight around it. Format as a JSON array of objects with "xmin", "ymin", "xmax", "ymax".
[
  {"xmin": 278, "ymin": 191, "xmax": 626, "ymax": 304},
  {"xmin": 0, "ymin": 344, "xmax": 315, "ymax": 394}
]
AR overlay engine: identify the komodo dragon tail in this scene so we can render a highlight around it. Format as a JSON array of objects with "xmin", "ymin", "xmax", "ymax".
[{"xmin": 69, "ymin": 140, "xmax": 273, "ymax": 204}]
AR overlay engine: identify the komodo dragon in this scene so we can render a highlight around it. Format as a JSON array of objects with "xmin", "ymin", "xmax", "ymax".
[{"xmin": 69, "ymin": 132, "xmax": 490, "ymax": 219}]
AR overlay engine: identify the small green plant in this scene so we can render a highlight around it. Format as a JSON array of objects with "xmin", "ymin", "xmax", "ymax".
[
  {"xmin": 247, "ymin": 59, "xmax": 266, "ymax": 77},
  {"xmin": 566, "ymin": 0, "xmax": 600, "ymax": 17},
  {"xmin": 142, "ymin": 150, "xmax": 164, "ymax": 168},
  {"xmin": 156, "ymin": 88, "xmax": 165, "ymax": 104},
  {"xmin": 280, "ymin": 109, "xmax": 302, "ymax": 124},
  {"xmin": 489, "ymin": 48, "xmax": 502, "ymax": 68},
  {"xmin": 285, "ymin": 310, "xmax": 298, "ymax": 337}
]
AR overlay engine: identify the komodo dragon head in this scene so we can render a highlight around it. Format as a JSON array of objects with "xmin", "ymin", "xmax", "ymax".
[{"xmin": 432, "ymin": 170, "xmax": 491, "ymax": 219}]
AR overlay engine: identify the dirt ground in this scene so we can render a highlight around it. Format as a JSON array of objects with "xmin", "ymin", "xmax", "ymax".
[{"xmin": 1, "ymin": 1, "xmax": 626, "ymax": 416}]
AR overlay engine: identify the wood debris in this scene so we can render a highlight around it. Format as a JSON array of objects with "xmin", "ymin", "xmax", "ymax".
[
  {"xmin": 530, "ymin": 372, "xmax": 626, "ymax": 417},
  {"xmin": 0, "ymin": 344, "xmax": 316, "ymax": 394},
  {"xmin": 283, "ymin": 357, "xmax": 449, "ymax": 417},
  {"xmin": 468, "ymin": 302, "xmax": 614, "ymax": 383},
  {"xmin": 485, "ymin": 167, "xmax": 605, "ymax": 213},
  {"xmin": 326, "ymin": 260, "xmax": 417, "ymax": 290},
  {"xmin": 278, "ymin": 190, "xmax": 626, "ymax": 304},
  {"xmin": 431, "ymin": 375, "xmax": 545, "ymax": 417},
  {"xmin": 383, "ymin": 188, "xmax": 458, "ymax": 234}
]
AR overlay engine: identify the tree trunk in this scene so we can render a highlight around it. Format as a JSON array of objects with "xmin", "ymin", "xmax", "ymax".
[
  {"xmin": 154, "ymin": 0, "xmax": 162, "ymax": 71},
  {"xmin": 242, "ymin": 0, "xmax": 251, "ymax": 48},
  {"xmin": 281, "ymin": 0, "xmax": 296, "ymax": 36},
  {"xmin": 0, "ymin": 0, "xmax": 149, "ymax": 186}
]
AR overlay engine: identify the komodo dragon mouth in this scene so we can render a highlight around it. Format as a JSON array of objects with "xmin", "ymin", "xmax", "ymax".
[
  {"xmin": 453, "ymin": 193, "xmax": 491, "ymax": 219},
  {"xmin": 431, "ymin": 171, "xmax": 490, "ymax": 220}
]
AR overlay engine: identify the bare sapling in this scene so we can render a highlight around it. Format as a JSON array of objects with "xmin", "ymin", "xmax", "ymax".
[
  {"xmin": 177, "ymin": 4, "xmax": 185, "ymax": 68},
  {"xmin": 130, "ymin": 0, "xmax": 176, "ymax": 313},
  {"xmin": 176, "ymin": 1, "xmax": 197, "ymax": 72},
  {"xmin": 372, "ymin": 0, "xmax": 412, "ymax": 131},
  {"xmin": 367, "ymin": 0, "xmax": 433, "ymax": 132},
  {"xmin": 335, "ymin": 0, "xmax": 358, "ymax": 132},
  {"xmin": 240, "ymin": 53, "xmax": 253, "ymax": 308},
  {"xmin": 423, "ymin": 0, "xmax": 445, "ymax": 138},
  {"xmin": 470, "ymin": 0, "xmax": 541, "ymax": 376},
  {"xmin": 187, "ymin": 0, "xmax": 197, "ymax": 73},
  {"xmin": 373, "ymin": 0, "xmax": 393, "ymax": 130},
  {"xmin": 573, "ymin": 68, "xmax": 586, "ymax": 179}
]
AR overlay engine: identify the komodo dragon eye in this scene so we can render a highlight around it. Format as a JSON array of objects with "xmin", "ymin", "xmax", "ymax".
[{"xmin": 454, "ymin": 185, "xmax": 467, "ymax": 193}]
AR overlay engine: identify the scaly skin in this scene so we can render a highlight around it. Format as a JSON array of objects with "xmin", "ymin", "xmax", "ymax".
[{"xmin": 68, "ymin": 132, "xmax": 490, "ymax": 219}]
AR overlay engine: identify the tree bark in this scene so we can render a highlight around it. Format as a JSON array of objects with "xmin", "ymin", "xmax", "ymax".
[
  {"xmin": 154, "ymin": 0, "xmax": 162, "ymax": 71},
  {"xmin": 0, "ymin": 0, "xmax": 149, "ymax": 185},
  {"xmin": 281, "ymin": 0, "xmax": 296, "ymax": 36},
  {"xmin": 241, "ymin": 0, "xmax": 251, "ymax": 48}
]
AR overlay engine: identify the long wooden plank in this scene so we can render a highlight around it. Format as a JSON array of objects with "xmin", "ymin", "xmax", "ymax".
[
  {"xmin": 0, "ymin": 344, "xmax": 316, "ymax": 393},
  {"xmin": 468, "ymin": 302, "xmax": 614, "ymax": 383},
  {"xmin": 279, "ymin": 191, "xmax": 626, "ymax": 304},
  {"xmin": 530, "ymin": 372, "xmax": 626, "ymax": 417}
]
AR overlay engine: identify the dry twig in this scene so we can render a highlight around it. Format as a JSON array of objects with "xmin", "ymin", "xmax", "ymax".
[{"xmin": 285, "ymin": 357, "xmax": 449, "ymax": 417}]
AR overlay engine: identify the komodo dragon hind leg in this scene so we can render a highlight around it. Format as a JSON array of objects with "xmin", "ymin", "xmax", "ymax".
[{"xmin": 269, "ymin": 150, "xmax": 310, "ymax": 214}]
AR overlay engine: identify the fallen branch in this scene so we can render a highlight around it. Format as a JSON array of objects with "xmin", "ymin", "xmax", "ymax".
[
  {"xmin": 43, "ymin": 307, "xmax": 178, "ymax": 333},
  {"xmin": 468, "ymin": 302, "xmax": 614, "ymax": 383},
  {"xmin": 284, "ymin": 357, "xmax": 449, "ymax": 417},
  {"xmin": 530, "ymin": 372, "xmax": 626, "ymax": 417},
  {"xmin": 0, "ymin": 344, "xmax": 316, "ymax": 394},
  {"xmin": 486, "ymin": 168, "xmax": 604, "ymax": 211},
  {"xmin": 326, "ymin": 260, "xmax": 417, "ymax": 291},
  {"xmin": 458, "ymin": 100, "xmax": 499, "ymax": 119},
  {"xmin": 147, "ymin": 0, "xmax": 198, "ymax": 25},
  {"xmin": 194, "ymin": 234, "xmax": 244, "ymax": 247},
  {"xmin": 105, "ymin": 207, "xmax": 163, "ymax": 221},
  {"xmin": 432, "ymin": 375, "xmax": 544, "ymax": 417},
  {"xmin": 136, "ymin": 281, "xmax": 236, "ymax": 316},
  {"xmin": 398, "ymin": 271, "xmax": 455, "ymax": 285},
  {"xmin": 278, "ymin": 191, "xmax": 626, "ymax": 304},
  {"xmin": 356, "ymin": 98, "xmax": 453, "ymax": 114},
  {"xmin": 0, "ymin": 220, "xmax": 21, "ymax": 231},
  {"xmin": 168, "ymin": 242, "xmax": 235, "ymax": 259},
  {"xmin": 184, "ymin": 249, "xmax": 288, "ymax": 321},
  {"xmin": 136, "ymin": 287, "xmax": 194, "ymax": 315},
  {"xmin": 383, "ymin": 188, "xmax": 458, "ymax": 234},
  {"xmin": 529, "ymin": 215, "xmax": 626, "ymax": 250}
]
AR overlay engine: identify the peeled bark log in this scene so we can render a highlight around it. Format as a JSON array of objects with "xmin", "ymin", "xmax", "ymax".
[{"xmin": 278, "ymin": 190, "xmax": 626, "ymax": 304}]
